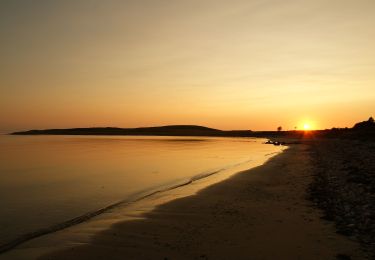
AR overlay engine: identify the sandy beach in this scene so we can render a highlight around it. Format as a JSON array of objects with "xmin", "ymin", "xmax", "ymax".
[{"xmin": 0, "ymin": 144, "xmax": 365, "ymax": 260}]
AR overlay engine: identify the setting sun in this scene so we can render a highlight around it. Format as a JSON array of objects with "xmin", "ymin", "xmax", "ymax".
[{"xmin": 303, "ymin": 123, "xmax": 311, "ymax": 130}]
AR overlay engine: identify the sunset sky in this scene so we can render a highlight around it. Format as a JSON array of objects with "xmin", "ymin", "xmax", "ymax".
[{"xmin": 1, "ymin": 0, "xmax": 374, "ymax": 132}]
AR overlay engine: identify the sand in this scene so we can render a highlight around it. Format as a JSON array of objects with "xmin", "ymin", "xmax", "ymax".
[{"xmin": 0, "ymin": 144, "xmax": 365, "ymax": 259}]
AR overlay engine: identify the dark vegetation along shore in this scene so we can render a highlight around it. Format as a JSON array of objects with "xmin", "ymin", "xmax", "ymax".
[
  {"xmin": 306, "ymin": 117, "xmax": 375, "ymax": 258},
  {"xmin": 309, "ymin": 139, "xmax": 375, "ymax": 258}
]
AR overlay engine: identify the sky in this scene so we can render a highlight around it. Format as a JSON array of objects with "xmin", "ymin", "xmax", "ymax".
[{"xmin": 1, "ymin": 0, "xmax": 374, "ymax": 132}]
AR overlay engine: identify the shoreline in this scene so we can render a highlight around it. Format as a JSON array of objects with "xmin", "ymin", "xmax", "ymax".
[
  {"xmin": 0, "ymin": 155, "xmax": 270, "ymax": 255},
  {"xmin": 1, "ymin": 144, "xmax": 365, "ymax": 259},
  {"xmin": 0, "ymin": 142, "xmax": 284, "ymax": 259}
]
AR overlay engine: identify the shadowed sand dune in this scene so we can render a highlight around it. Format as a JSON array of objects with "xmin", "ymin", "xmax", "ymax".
[{"xmin": 2, "ymin": 145, "xmax": 364, "ymax": 259}]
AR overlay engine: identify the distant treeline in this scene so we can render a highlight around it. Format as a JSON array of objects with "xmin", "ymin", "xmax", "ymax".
[
  {"xmin": 261, "ymin": 117, "xmax": 375, "ymax": 141},
  {"xmin": 316, "ymin": 117, "xmax": 375, "ymax": 140}
]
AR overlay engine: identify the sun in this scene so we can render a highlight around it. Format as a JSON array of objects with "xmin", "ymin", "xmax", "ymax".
[
  {"xmin": 298, "ymin": 119, "xmax": 316, "ymax": 131},
  {"xmin": 303, "ymin": 123, "xmax": 311, "ymax": 130}
]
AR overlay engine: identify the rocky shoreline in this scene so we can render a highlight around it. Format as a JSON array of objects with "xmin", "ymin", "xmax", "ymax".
[{"xmin": 309, "ymin": 139, "xmax": 375, "ymax": 259}]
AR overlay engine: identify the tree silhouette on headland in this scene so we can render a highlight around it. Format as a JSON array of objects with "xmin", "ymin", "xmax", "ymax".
[{"xmin": 353, "ymin": 117, "xmax": 375, "ymax": 129}]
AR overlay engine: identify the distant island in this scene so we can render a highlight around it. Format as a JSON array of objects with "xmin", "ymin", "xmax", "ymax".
[
  {"xmin": 10, "ymin": 125, "xmax": 254, "ymax": 137},
  {"xmin": 10, "ymin": 117, "xmax": 375, "ymax": 140}
]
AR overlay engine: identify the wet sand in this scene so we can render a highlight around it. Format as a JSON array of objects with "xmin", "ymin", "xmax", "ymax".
[{"xmin": 1, "ymin": 145, "xmax": 364, "ymax": 259}]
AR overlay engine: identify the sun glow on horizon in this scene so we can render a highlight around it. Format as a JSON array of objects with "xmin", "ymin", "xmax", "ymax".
[
  {"xmin": 0, "ymin": 1, "xmax": 374, "ymax": 132},
  {"xmin": 303, "ymin": 123, "xmax": 311, "ymax": 130},
  {"xmin": 297, "ymin": 119, "xmax": 317, "ymax": 131}
]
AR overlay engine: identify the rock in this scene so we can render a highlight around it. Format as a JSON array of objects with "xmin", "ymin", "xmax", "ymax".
[{"xmin": 336, "ymin": 253, "xmax": 351, "ymax": 260}]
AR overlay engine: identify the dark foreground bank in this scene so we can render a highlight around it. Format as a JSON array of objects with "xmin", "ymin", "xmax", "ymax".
[{"xmin": 309, "ymin": 139, "xmax": 375, "ymax": 259}]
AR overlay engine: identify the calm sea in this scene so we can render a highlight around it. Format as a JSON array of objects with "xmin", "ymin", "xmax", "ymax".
[{"xmin": 0, "ymin": 135, "xmax": 283, "ymax": 248}]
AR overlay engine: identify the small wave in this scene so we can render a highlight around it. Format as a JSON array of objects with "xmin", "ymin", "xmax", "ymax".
[{"xmin": 265, "ymin": 151, "xmax": 280, "ymax": 156}]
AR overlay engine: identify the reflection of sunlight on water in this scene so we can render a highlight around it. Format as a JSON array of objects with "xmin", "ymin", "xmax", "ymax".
[{"xmin": 0, "ymin": 135, "xmax": 283, "ymax": 246}]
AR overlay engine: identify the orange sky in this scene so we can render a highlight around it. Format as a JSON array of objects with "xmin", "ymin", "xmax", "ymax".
[{"xmin": 1, "ymin": 0, "xmax": 374, "ymax": 132}]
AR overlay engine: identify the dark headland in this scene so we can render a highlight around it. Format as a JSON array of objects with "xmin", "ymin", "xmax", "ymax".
[{"xmin": 11, "ymin": 125, "xmax": 253, "ymax": 137}]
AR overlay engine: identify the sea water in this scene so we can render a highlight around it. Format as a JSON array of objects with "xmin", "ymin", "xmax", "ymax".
[{"xmin": 0, "ymin": 135, "xmax": 283, "ymax": 248}]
